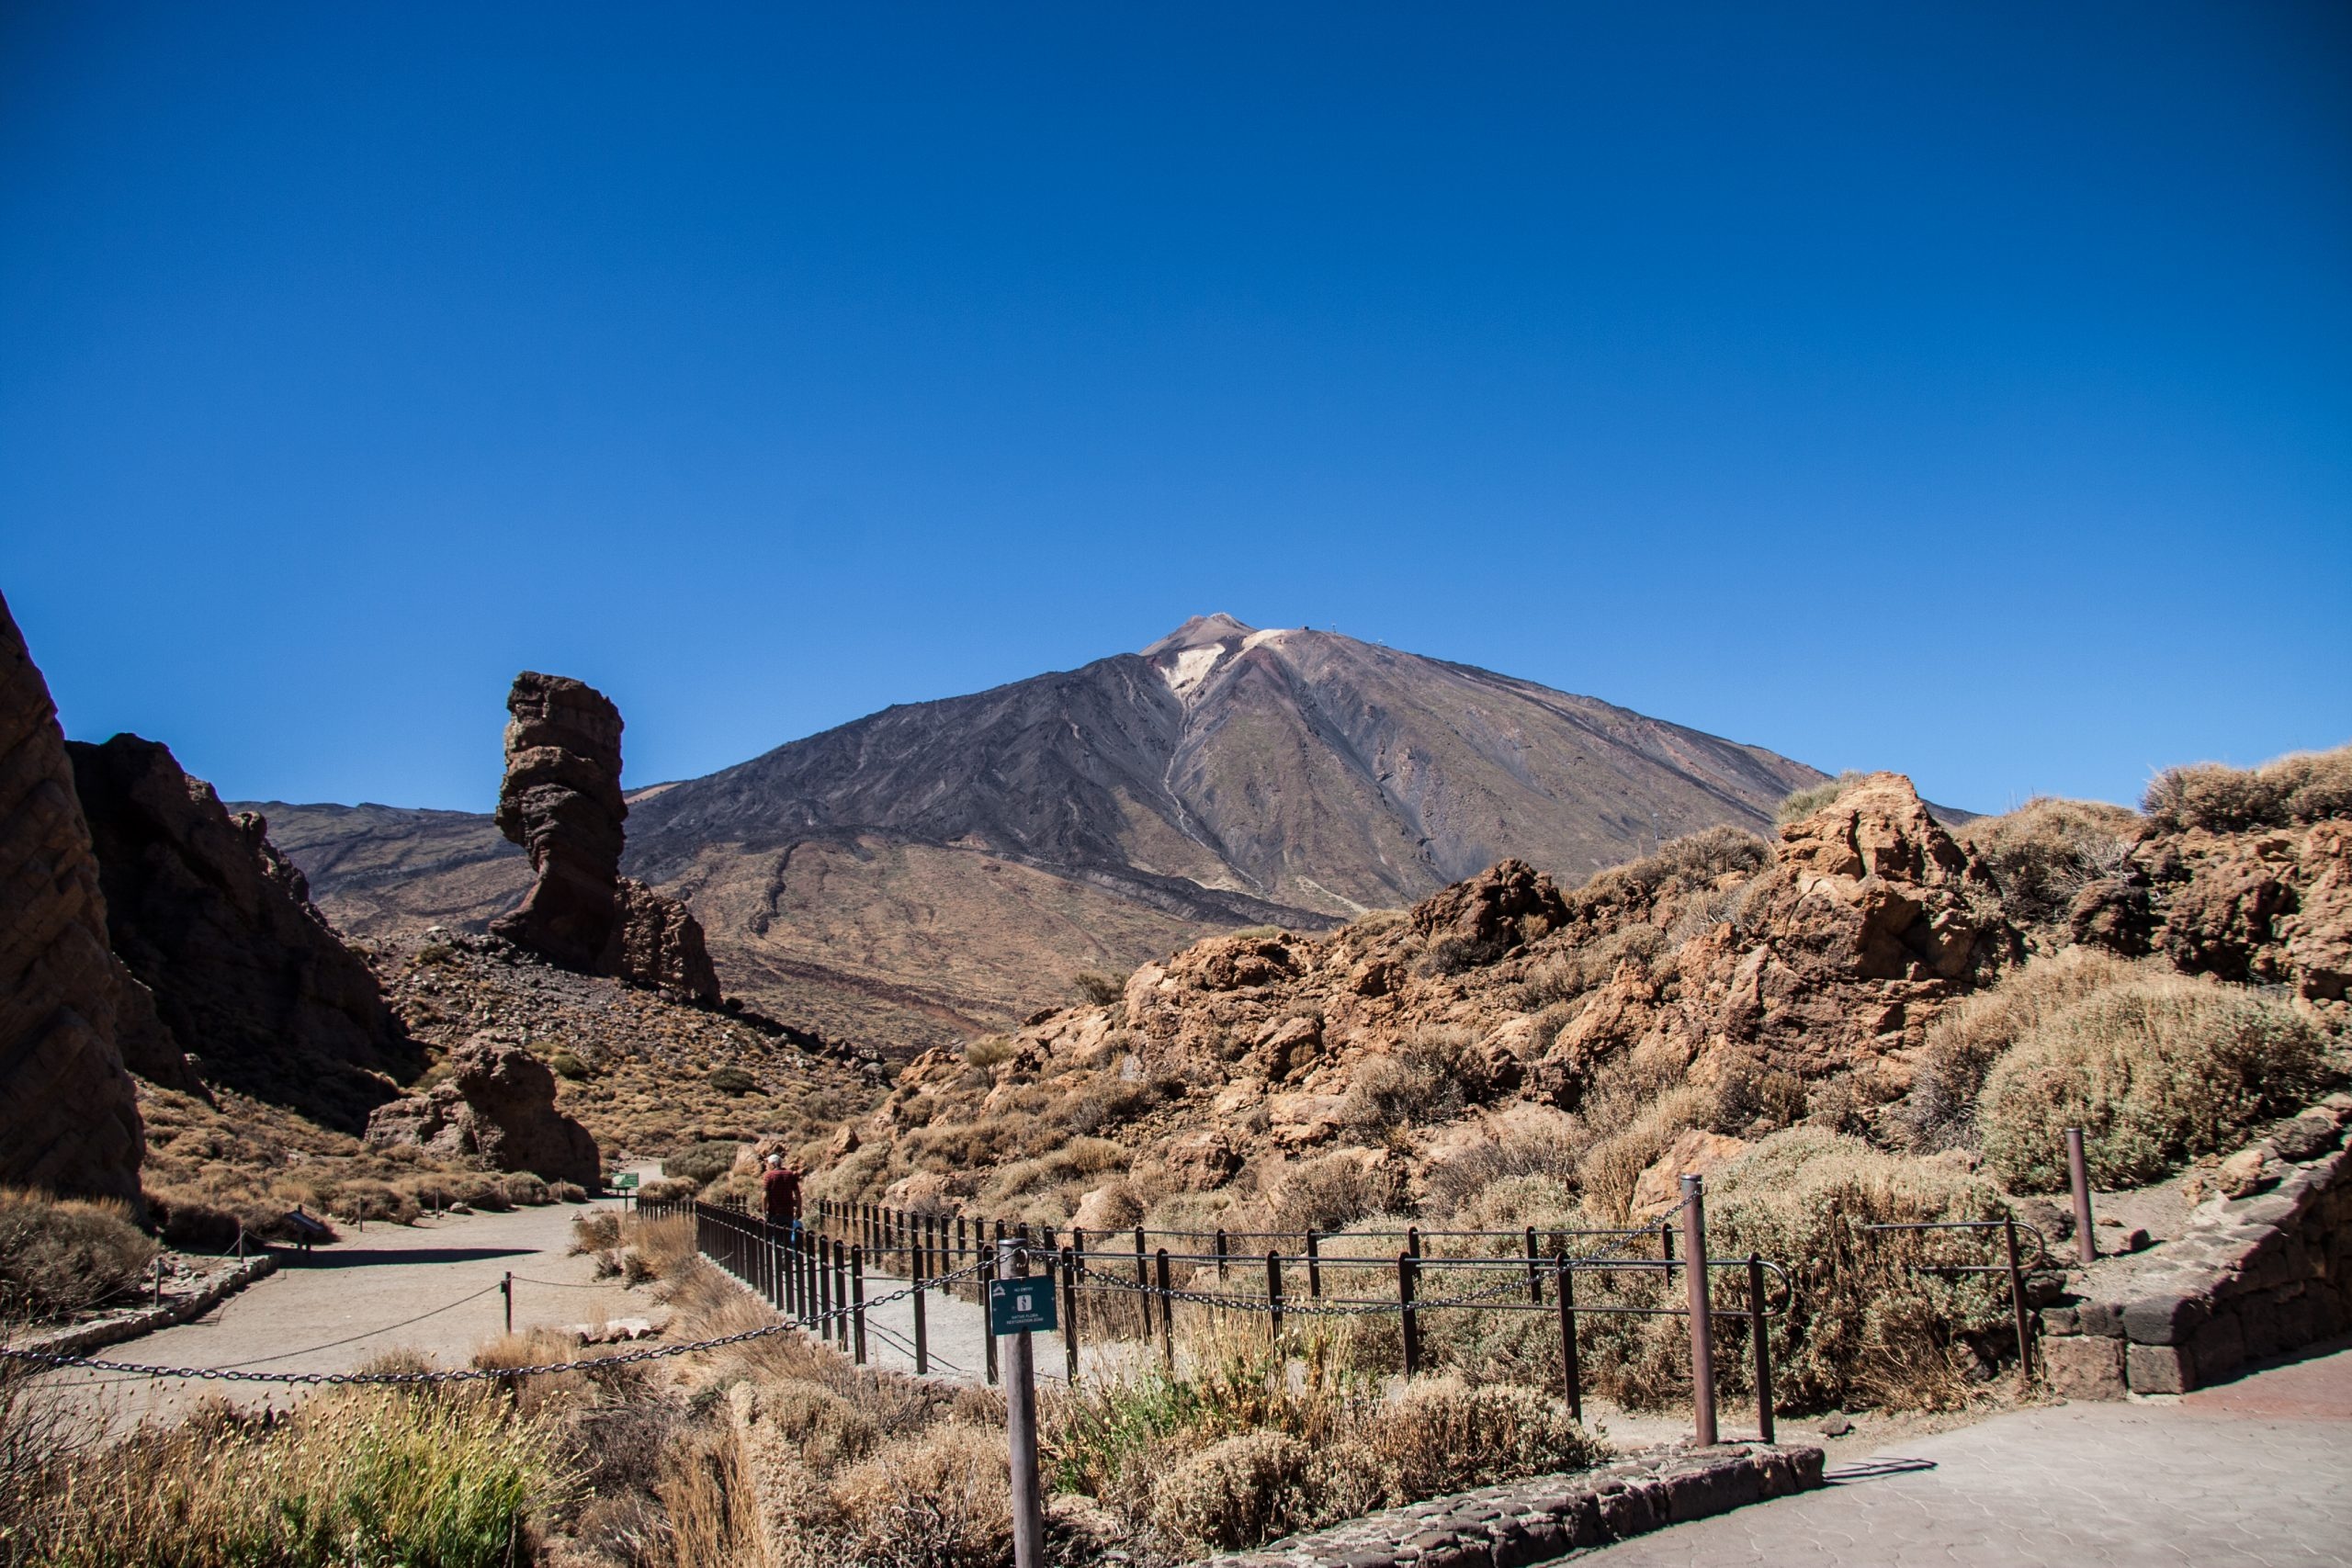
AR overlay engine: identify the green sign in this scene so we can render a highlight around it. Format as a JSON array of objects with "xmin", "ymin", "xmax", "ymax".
[
  {"xmin": 614, "ymin": 1173, "xmax": 639, "ymax": 1189},
  {"xmin": 989, "ymin": 1278, "xmax": 1057, "ymax": 1336}
]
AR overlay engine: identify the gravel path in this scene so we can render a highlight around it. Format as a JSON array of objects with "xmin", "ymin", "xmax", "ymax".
[
  {"xmin": 40, "ymin": 1194, "xmax": 662, "ymax": 1428},
  {"xmin": 1565, "ymin": 1343, "xmax": 2352, "ymax": 1565}
]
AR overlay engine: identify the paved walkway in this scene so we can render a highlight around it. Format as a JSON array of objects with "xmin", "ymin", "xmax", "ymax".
[
  {"xmin": 39, "ymin": 1194, "xmax": 660, "ymax": 1428},
  {"xmin": 1567, "ymin": 1344, "xmax": 2352, "ymax": 1565}
]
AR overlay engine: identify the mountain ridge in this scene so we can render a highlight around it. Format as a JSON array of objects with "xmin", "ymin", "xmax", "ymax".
[{"xmin": 247, "ymin": 618, "xmax": 1830, "ymax": 1052}]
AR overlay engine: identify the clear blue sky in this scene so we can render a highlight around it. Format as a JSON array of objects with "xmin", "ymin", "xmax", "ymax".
[{"xmin": 4, "ymin": 3, "xmax": 2346, "ymax": 816}]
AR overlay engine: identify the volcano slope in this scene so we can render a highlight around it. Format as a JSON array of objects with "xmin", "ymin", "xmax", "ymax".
[{"xmin": 256, "ymin": 615, "xmax": 1825, "ymax": 1054}]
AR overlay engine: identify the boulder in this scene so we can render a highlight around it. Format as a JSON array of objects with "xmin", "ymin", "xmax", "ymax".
[
  {"xmin": 69, "ymin": 734, "xmax": 419, "ymax": 1132},
  {"xmin": 1409, "ymin": 858, "xmax": 1568, "ymax": 948},
  {"xmin": 365, "ymin": 1036, "xmax": 599, "ymax": 1184},
  {"xmin": 1168, "ymin": 1129, "xmax": 1241, "ymax": 1190},
  {"xmin": 0, "ymin": 592, "xmax": 143, "ymax": 1201}
]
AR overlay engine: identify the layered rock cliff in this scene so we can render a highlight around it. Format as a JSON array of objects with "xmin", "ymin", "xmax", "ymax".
[
  {"xmin": 68, "ymin": 734, "xmax": 423, "ymax": 1134},
  {"xmin": 0, "ymin": 592, "xmax": 144, "ymax": 1201},
  {"xmin": 489, "ymin": 672, "xmax": 720, "ymax": 1003}
]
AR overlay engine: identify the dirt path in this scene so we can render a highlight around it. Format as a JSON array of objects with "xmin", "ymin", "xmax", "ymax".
[{"xmin": 40, "ymin": 1193, "xmax": 662, "ymax": 1429}]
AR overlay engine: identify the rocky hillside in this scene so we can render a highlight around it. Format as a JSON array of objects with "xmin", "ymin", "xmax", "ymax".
[
  {"xmin": 255, "ymin": 615, "xmax": 1827, "ymax": 1052},
  {"xmin": 812, "ymin": 750, "xmax": 2348, "ymax": 1240}
]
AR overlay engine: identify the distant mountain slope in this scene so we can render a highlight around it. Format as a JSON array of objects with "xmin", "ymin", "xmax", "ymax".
[{"xmin": 252, "ymin": 617, "xmax": 1826, "ymax": 1052}]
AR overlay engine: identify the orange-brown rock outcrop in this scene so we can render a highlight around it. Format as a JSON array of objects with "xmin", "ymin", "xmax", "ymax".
[
  {"xmin": 489, "ymin": 672, "xmax": 720, "ymax": 1002},
  {"xmin": 0, "ymin": 592, "xmax": 144, "ymax": 1201}
]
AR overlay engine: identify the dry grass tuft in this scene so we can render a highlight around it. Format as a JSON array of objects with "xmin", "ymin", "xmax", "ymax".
[{"xmin": 1958, "ymin": 797, "xmax": 2140, "ymax": 930}]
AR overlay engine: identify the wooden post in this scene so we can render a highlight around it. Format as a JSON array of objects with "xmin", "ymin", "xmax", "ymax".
[
  {"xmin": 1398, "ymin": 1251, "xmax": 1420, "ymax": 1375},
  {"xmin": 1265, "ymin": 1250, "xmax": 1283, "ymax": 1343},
  {"xmin": 851, "ymin": 1245, "xmax": 867, "ymax": 1365},
  {"xmin": 1681, "ymin": 1175, "xmax": 1717, "ymax": 1447},
  {"xmin": 1555, "ymin": 1255, "xmax": 1581, "ymax": 1423},
  {"xmin": 1001, "ymin": 1239, "xmax": 1046, "ymax": 1568},
  {"xmin": 1059, "ymin": 1245, "xmax": 1080, "ymax": 1382},
  {"xmin": 1155, "ymin": 1248, "xmax": 1174, "ymax": 1369},
  {"xmin": 1747, "ymin": 1253, "xmax": 1774, "ymax": 1444},
  {"xmin": 2066, "ymin": 1129, "xmax": 2098, "ymax": 1264},
  {"xmin": 1216, "ymin": 1227, "xmax": 1229, "ymax": 1281}
]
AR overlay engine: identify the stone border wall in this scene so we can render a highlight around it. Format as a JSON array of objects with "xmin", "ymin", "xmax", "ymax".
[
  {"xmin": 14, "ymin": 1253, "xmax": 278, "ymax": 1360},
  {"xmin": 2041, "ymin": 1097, "xmax": 2351, "ymax": 1398},
  {"xmin": 1194, "ymin": 1442, "xmax": 1825, "ymax": 1568}
]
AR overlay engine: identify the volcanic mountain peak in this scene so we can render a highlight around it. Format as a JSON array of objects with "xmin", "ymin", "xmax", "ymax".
[{"xmin": 1141, "ymin": 613, "xmax": 1259, "ymax": 655}]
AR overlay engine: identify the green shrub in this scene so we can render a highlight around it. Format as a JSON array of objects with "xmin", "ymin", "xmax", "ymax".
[
  {"xmin": 3, "ymin": 1383, "xmax": 562, "ymax": 1566},
  {"xmin": 1979, "ymin": 975, "xmax": 2336, "ymax": 1189},
  {"xmin": 706, "ymin": 1066, "xmax": 756, "ymax": 1096},
  {"xmin": 0, "ymin": 1188, "xmax": 157, "ymax": 1320},
  {"xmin": 662, "ymin": 1140, "xmax": 741, "ymax": 1188},
  {"xmin": 2142, "ymin": 744, "xmax": 2352, "ymax": 833},
  {"xmin": 549, "ymin": 1050, "xmax": 591, "ymax": 1081}
]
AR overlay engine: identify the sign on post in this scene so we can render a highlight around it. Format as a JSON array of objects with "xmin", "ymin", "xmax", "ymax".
[
  {"xmin": 615, "ymin": 1172, "xmax": 640, "ymax": 1189},
  {"xmin": 989, "ymin": 1277, "xmax": 1058, "ymax": 1336}
]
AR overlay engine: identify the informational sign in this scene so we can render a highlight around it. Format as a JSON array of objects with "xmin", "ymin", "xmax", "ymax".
[
  {"xmin": 989, "ymin": 1277, "xmax": 1058, "ymax": 1336},
  {"xmin": 614, "ymin": 1172, "xmax": 639, "ymax": 1189}
]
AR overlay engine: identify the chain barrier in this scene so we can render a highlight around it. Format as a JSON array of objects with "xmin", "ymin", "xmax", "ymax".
[{"xmin": 1, "ymin": 1260, "xmax": 991, "ymax": 1388}]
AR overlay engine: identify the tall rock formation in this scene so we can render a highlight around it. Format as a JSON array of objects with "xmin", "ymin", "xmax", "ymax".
[
  {"xmin": 69, "ymin": 735, "xmax": 422, "ymax": 1134},
  {"xmin": 0, "ymin": 593, "xmax": 144, "ymax": 1201},
  {"xmin": 488, "ymin": 672, "xmax": 720, "ymax": 1003}
]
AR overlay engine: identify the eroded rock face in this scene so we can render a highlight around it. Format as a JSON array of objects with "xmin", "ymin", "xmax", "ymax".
[
  {"xmin": 365, "ymin": 1035, "xmax": 599, "ymax": 1183},
  {"xmin": 491, "ymin": 673, "xmax": 629, "ymax": 971},
  {"xmin": 488, "ymin": 672, "xmax": 721, "ymax": 1001},
  {"xmin": 70, "ymin": 735, "xmax": 419, "ymax": 1134},
  {"xmin": 1409, "ymin": 857, "xmax": 1567, "ymax": 948},
  {"xmin": 0, "ymin": 593, "xmax": 143, "ymax": 1201}
]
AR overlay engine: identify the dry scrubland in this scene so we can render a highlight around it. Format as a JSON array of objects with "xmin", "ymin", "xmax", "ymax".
[{"xmin": 6, "ymin": 748, "xmax": 2347, "ymax": 1567}]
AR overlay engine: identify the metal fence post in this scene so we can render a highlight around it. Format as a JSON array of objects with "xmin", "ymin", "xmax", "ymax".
[
  {"xmin": 1156, "ymin": 1247, "xmax": 1174, "ymax": 1369},
  {"xmin": 1266, "ymin": 1250, "xmax": 1284, "ymax": 1344},
  {"xmin": 833, "ymin": 1239, "xmax": 851, "ymax": 1350},
  {"xmin": 1135, "ymin": 1227, "xmax": 1150, "ymax": 1337},
  {"xmin": 2065, "ymin": 1129, "xmax": 2098, "ymax": 1263},
  {"xmin": 2005, "ymin": 1216, "xmax": 2033, "ymax": 1385},
  {"xmin": 983, "ymin": 1245, "xmax": 1000, "ymax": 1385},
  {"xmin": 1523, "ymin": 1225, "xmax": 1543, "ymax": 1304},
  {"xmin": 1555, "ymin": 1255, "xmax": 1581, "ymax": 1423},
  {"xmin": 503, "ymin": 1270, "xmax": 513, "ymax": 1336},
  {"xmin": 1681, "ymin": 1175, "xmax": 1717, "ymax": 1447},
  {"xmin": 1306, "ymin": 1230, "xmax": 1321, "ymax": 1298},
  {"xmin": 912, "ymin": 1226, "xmax": 930, "ymax": 1375},
  {"xmin": 1397, "ymin": 1251, "xmax": 1421, "ymax": 1375},
  {"xmin": 1060, "ymin": 1245, "xmax": 1080, "ymax": 1382},
  {"xmin": 1747, "ymin": 1253, "xmax": 1774, "ymax": 1445},
  {"xmin": 851, "ymin": 1246, "xmax": 867, "ymax": 1365},
  {"xmin": 1216, "ymin": 1227, "xmax": 1229, "ymax": 1282}
]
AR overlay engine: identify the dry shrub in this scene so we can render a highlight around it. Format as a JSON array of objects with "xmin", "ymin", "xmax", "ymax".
[
  {"xmin": 1575, "ymin": 1078, "xmax": 1712, "ymax": 1222},
  {"xmin": 1340, "ymin": 1030, "xmax": 1485, "ymax": 1134},
  {"xmin": 653, "ymin": 1425, "xmax": 764, "ymax": 1568},
  {"xmin": 1894, "ymin": 947, "xmax": 2149, "ymax": 1152},
  {"xmin": 1418, "ymin": 1111, "xmax": 1584, "ymax": 1216},
  {"xmin": 1515, "ymin": 925, "xmax": 1668, "ymax": 1009},
  {"xmin": 2142, "ymin": 743, "xmax": 2352, "ymax": 833},
  {"xmin": 1979, "ymin": 974, "xmax": 2337, "ymax": 1189},
  {"xmin": 1148, "ymin": 1431, "xmax": 1310, "ymax": 1555},
  {"xmin": 0, "ymin": 1188, "xmax": 156, "ymax": 1320},
  {"xmin": 826, "ymin": 1421, "xmax": 1012, "ymax": 1568},
  {"xmin": 663, "ymin": 1141, "xmax": 741, "ymax": 1190},
  {"xmin": 1577, "ymin": 825, "xmax": 1773, "ymax": 908},
  {"xmin": 1071, "ymin": 971, "xmax": 1127, "ymax": 1008},
  {"xmin": 1261, "ymin": 1154, "xmax": 1400, "ymax": 1235},
  {"xmin": 571, "ymin": 1210, "xmax": 624, "ymax": 1253},
  {"xmin": 1957, "ymin": 796, "xmax": 2138, "ymax": 930},
  {"xmin": 964, "ymin": 1036, "xmax": 1015, "ymax": 1070},
  {"xmin": 1333, "ymin": 1378, "xmax": 1599, "ymax": 1517}
]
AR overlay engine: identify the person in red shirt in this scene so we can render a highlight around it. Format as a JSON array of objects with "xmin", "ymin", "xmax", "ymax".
[{"xmin": 761, "ymin": 1154, "xmax": 803, "ymax": 1228}]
